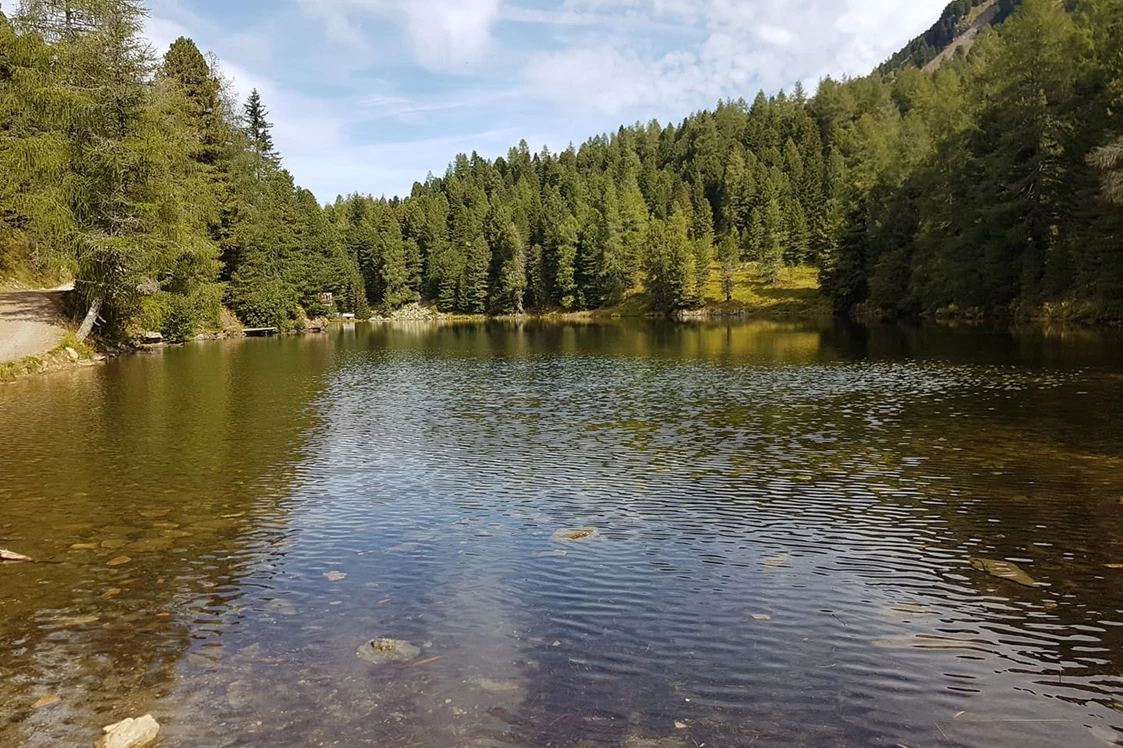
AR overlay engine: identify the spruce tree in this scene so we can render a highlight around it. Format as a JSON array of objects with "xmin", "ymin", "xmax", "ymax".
[
  {"xmin": 244, "ymin": 88, "xmax": 277, "ymax": 176},
  {"xmin": 718, "ymin": 232, "xmax": 740, "ymax": 302}
]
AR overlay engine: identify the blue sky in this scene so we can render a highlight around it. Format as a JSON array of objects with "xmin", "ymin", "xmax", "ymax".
[{"xmin": 143, "ymin": 0, "xmax": 950, "ymax": 202}]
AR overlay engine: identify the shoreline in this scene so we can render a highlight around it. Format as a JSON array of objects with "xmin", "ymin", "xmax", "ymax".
[{"xmin": 6, "ymin": 308, "xmax": 1121, "ymax": 386}]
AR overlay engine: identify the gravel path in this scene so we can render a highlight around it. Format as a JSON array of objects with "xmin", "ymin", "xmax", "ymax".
[{"xmin": 0, "ymin": 287, "xmax": 70, "ymax": 363}]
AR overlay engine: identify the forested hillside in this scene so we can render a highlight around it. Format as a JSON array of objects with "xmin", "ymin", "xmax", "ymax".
[
  {"xmin": 0, "ymin": 0, "xmax": 363, "ymax": 340},
  {"xmin": 2, "ymin": 0, "xmax": 1122, "ymax": 341},
  {"xmin": 877, "ymin": 0, "xmax": 1021, "ymax": 73}
]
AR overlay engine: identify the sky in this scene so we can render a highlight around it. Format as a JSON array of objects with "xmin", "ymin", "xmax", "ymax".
[{"xmin": 143, "ymin": 0, "xmax": 951, "ymax": 202}]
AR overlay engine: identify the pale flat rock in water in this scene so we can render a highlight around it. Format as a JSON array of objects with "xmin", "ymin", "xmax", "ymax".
[
  {"xmin": 126, "ymin": 538, "xmax": 173, "ymax": 553},
  {"xmin": 356, "ymin": 638, "xmax": 421, "ymax": 664},
  {"xmin": 884, "ymin": 602, "xmax": 932, "ymax": 618},
  {"xmin": 875, "ymin": 634, "xmax": 982, "ymax": 651},
  {"xmin": 0, "ymin": 548, "xmax": 32, "ymax": 563},
  {"xmin": 970, "ymin": 558, "xmax": 1039, "ymax": 587},
  {"xmin": 32, "ymin": 693, "xmax": 60, "ymax": 709},
  {"xmin": 95, "ymin": 715, "xmax": 160, "ymax": 748},
  {"xmin": 57, "ymin": 615, "xmax": 100, "ymax": 627},
  {"xmin": 471, "ymin": 677, "xmax": 520, "ymax": 693},
  {"xmin": 760, "ymin": 553, "xmax": 790, "ymax": 568},
  {"xmin": 552, "ymin": 527, "xmax": 598, "ymax": 542}
]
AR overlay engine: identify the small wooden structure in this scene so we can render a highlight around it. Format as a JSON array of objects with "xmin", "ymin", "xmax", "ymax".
[{"xmin": 243, "ymin": 327, "xmax": 278, "ymax": 337}]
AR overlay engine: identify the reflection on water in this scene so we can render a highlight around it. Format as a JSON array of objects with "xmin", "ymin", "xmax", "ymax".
[{"xmin": 2, "ymin": 320, "xmax": 1123, "ymax": 747}]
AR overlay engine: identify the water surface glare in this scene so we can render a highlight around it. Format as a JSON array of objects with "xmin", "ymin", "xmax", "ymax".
[{"xmin": 3, "ymin": 320, "xmax": 1123, "ymax": 747}]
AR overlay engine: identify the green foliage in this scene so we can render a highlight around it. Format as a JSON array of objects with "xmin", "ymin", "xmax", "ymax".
[
  {"xmin": 718, "ymin": 232, "xmax": 740, "ymax": 301},
  {"xmin": 3, "ymin": 0, "xmax": 1116, "ymax": 328},
  {"xmin": 645, "ymin": 211, "xmax": 701, "ymax": 311},
  {"xmin": 230, "ymin": 273, "xmax": 296, "ymax": 329}
]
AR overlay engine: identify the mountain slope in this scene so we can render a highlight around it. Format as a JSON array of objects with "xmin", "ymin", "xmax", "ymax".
[{"xmin": 878, "ymin": 0, "xmax": 1020, "ymax": 73}]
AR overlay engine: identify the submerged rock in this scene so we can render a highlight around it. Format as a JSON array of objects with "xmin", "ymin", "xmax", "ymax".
[
  {"xmin": 356, "ymin": 638, "xmax": 421, "ymax": 664},
  {"xmin": 969, "ymin": 558, "xmax": 1039, "ymax": 587},
  {"xmin": 32, "ymin": 693, "xmax": 60, "ymax": 709},
  {"xmin": 0, "ymin": 548, "xmax": 32, "ymax": 563},
  {"xmin": 95, "ymin": 715, "xmax": 160, "ymax": 748},
  {"xmin": 552, "ymin": 527, "xmax": 598, "ymax": 542},
  {"xmin": 760, "ymin": 553, "xmax": 790, "ymax": 568}
]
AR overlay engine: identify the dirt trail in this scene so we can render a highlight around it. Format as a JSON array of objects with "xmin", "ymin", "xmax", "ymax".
[{"xmin": 0, "ymin": 286, "xmax": 71, "ymax": 363}]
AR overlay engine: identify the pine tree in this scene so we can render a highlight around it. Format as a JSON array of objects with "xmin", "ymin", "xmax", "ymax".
[
  {"xmin": 553, "ymin": 215, "xmax": 579, "ymax": 309},
  {"xmin": 645, "ymin": 211, "xmax": 696, "ymax": 311},
  {"xmin": 718, "ymin": 232, "xmax": 740, "ymax": 302},
  {"xmin": 760, "ymin": 199, "xmax": 785, "ymax": 285},
  {"xmin": 244, "ymin": 89, "xmax": 277, "ymax": 177},
  {"xmin": 455, "ymin": 185, "xmax": 490, "ymax": 313},
  {"xmin": 0, "ymin": 11, "xmax": 73, "ymax": 279},
  {"xmin": 16, "ymin": 0, "xmax": 208, "ymax": 339},
  {"xmin": 488, "ymin": 208, "xmax": 527, "ymax": 314}
]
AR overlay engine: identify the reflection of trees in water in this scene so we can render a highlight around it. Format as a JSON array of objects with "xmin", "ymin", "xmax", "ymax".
[
  {"xmin": 0, "ymin": 336, "xmax": 338, "ymax": 746},
  {"xmin": 3, "ymin": 321, "xmax": 1122, "ymax": 745}
]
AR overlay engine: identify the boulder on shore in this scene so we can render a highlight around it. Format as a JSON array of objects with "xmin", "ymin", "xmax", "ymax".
[
  {"xmin": 95, "ymin": 715, "xmax": 160, "ymax": 748},
  {"xmin": 372, "ymin": 303, "xmax": 447, "ymax": 322}
]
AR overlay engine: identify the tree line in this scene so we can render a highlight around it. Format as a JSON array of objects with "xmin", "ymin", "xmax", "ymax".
[
  {"xmin": 2, "ymin": 0, "xmax": 1122, "ymax": 340},
  {"xmin": 0, "ymin": 0, "xmax": 362, "ymax": 340}
]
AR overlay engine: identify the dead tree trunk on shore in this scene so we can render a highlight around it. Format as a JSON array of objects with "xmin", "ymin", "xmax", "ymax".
[{"xmin": 75, "ymin": 294, "xmax": 102, "ymax": 342}]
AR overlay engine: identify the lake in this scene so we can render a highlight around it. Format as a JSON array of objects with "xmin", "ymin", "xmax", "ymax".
[{"xmin": 2, "ymin": 319, "xmax": 1123, "ymax": 747}]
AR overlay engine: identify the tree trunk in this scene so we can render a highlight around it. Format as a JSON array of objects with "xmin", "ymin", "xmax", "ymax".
[{"xmin": 76, "ymin": 294, "xmax": 103, "ymax": 342}]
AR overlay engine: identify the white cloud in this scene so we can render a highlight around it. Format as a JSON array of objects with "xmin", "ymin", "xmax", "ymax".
[
  {"xmin": 296, "ymin": 0, "xmax": 503, "ymax": 71},
  {"xmin": 141, "ymin": 0, "xmax": 958, "ymax": 199},
  {"xmin": 524, "ymin": 0, "xmax": 950, "ymax": 114},
  {"xmin": 287, "ymin": 127, "xmax": 525, "ymax": 200}
]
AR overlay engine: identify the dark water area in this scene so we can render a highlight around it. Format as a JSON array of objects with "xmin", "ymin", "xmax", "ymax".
[{"xmin": 2, "ymin": 319, "xmax": 1123, "ymax": 747}]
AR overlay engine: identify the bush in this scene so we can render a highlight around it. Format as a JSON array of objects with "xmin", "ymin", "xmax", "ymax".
[
  {"xmin": 138, "ymin": 284, "xmax": 225, "ymax": 342},
  {"xmin": 231, "ymin": 277, "xmax": 296, "ymax": 329}
]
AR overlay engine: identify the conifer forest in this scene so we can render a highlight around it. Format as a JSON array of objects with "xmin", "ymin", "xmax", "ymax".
[{"xmin": 2, "ymin": 0, "xmax": 1123, "ymax": 340}]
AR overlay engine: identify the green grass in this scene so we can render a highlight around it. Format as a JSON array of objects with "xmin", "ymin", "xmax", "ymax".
[
  {"xmin": 705, "ymin": 263, "xmax": 830, "ymax": 318},
  {"xmin": 0, "ymin": 356, "xmax": 45, "ymax": 382},
  {"xmin": 595, "ymin": 263, "xmax": 830, "ymax": 319},
  {"xmin": 0, "ymin": 331, "xmax": 96, "ymax": 383},
  {"xmin": 51, "ymin": 331, "xmax": 96, "ymax": 359}
]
